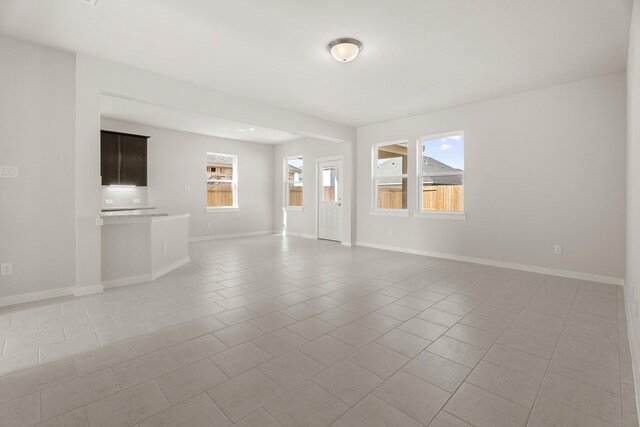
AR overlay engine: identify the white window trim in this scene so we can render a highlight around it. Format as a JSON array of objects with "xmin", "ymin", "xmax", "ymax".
[
  {"xmin": 206, "ymin": 152, "xmax": 238, "ymax": 210},
  {"xmin": 284, "ymin": 155, "xmax": 304, "ymax": 210},
  {"xmin": 416, "ymin": 131, "xmax": 466, "ymax": 220},
  {"xmin": 206, "ymin": 206, "xmax": 239, "ymax": 213},
  {"xmin": 284, "ymin": 206, "xmax": 304, "ymax": 212},
  {"xmin": 371, "ymin": 139, "xmax": 409, "ymax": 215},
  {"xmin": 414, "ymin": 211, "xmax": 466, "ymax": 220},
  {"xmin": 369, "ymin": 209, "xmax": 410, "ymax": 217}
]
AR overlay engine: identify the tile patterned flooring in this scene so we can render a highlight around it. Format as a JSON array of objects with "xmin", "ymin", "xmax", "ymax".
[{"xmin": 0, "ymin": 235, "xmax": 637, "ymax": 426}]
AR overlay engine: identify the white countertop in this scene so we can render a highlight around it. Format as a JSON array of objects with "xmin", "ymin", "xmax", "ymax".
[{"xmin": 101, "ymin": 213, "xmax": 190, "ymax": 225}]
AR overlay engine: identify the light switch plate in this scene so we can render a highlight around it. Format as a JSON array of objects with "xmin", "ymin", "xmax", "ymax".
[
  {"xmin": 1, "ymin": 263, "xmax": 12, "ymax": 276},
  {"xmin": 0, "ymin": 166, "xmax": 18, "ymax": 178}
]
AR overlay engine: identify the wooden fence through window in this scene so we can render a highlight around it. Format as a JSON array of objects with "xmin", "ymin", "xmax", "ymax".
[
  {"xmin": 207, "ymin": 183, "xmax": 233, "ymax": 207},
  {"xmin": 377, "ymin": 185, "xmax": 463, "ymax": 211},
  {"xmin": 208, "ymin": 184, "xmax": 462, "ymax": 211}
]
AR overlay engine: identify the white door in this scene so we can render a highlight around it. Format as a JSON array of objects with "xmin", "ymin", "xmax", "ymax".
[{"xmin": 318, "ymin": 160, "xmax": 343, "ymax": 241}]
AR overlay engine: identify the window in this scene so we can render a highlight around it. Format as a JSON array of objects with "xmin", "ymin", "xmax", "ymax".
[
  {"xmin": 418, "ymin": 132, "xmax": 464, "ymax": 214},
  {"xmin": 373, "ymin": 141, "xmax": 408, "ymax": 212},
  {"xmin": 321, "ymin": 166, "xmax": 338, "ymax": 202},
  {"xmin": 284, "ymin": 156, "xmax": 303, "ymax": 208},
  {"xmin": 207, "ymin": 153, "xmax": 237, "ymax": 209}
]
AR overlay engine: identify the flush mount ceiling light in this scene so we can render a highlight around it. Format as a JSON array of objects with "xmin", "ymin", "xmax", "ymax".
[{"xmin": 327, "ymin": 38, "xmax": 363, "ymax": 63}]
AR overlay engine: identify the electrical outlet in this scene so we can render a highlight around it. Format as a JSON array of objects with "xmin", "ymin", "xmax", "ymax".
[
  {"xmin": 1, "ymin": 263, "xmax": 12, "ymax": 276},
  {"xmin": 162, "ymin": 243, "xmax": 167, "ymax": 253},
  {"xmin": 105, "ymin": 199, "xmax": 114, "ymax": 205},
  {"xmin": 0, "ymin": 165, "xmax": 18, "ymax": 178},
  {"xmin": 387, "ymin": 229, "xmax": 393, "ymax": 237},
  {"xmin": 184, "ymin": 185, "xmax": 191, "ymax": 192},
  {"xmin": 553, "ymin": 245, "xmax": 562, "ymax": 255},
  {"xmin": 133, "ymin": 199, "xmax": 141, "ymax": 204}
]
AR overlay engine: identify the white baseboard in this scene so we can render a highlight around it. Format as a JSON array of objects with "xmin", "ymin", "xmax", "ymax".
[
  {"xmin": 0, "ymin": 286, "xmax": 75, "ymax": 307},
  {"xmin": 74, "ymin": 284, "xmax": 104, "ymax": 296},
  {"xmin": 355, "ymin": 241, "xmax": 624, "ymax": 286},
  {"xmin": 282, "ymin": 232, "xmax": 315, "ymax": 239},
  {"xmin": 102, "ymin": 274, "xmax": 152, "ymax": 290},
  {"xmin": 189, "ymin": 230, "xmax": 274, "ymax": 242},
  {"xmin": 101, "ymin": 257, "xmax": 191, "ymax": 289},
  {"xmin": 277, "ymin": 231, "xmax": 351, "ymax": 245},
  {"xmin": 152, "ymin": 256, "xmax": 190, "ymax": 280},
  {"xmin": 0, "ymin": 257, "xmax": 190, "ymax": 307},
  {"xmin": 626, "ymin": 307, "xmax": 640, "ymax": 425}
]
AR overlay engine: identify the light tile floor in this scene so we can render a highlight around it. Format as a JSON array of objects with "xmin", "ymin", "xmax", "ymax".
[{"xmin": 0, "ymin": 235, "xmax": 637, "ymax": 426}]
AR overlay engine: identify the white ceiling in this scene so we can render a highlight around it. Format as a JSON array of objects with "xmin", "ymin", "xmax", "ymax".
[
  {"xmin": 0, "ymin": 0, "xmax": 632, "ymax": 127},
  {"xmin": 101, "ymin": 96, "xmax": 300, "ymax": 144}
]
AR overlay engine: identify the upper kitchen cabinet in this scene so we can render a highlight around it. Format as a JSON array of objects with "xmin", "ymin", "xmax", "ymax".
[{"xmin": 100, "ymin": 130, "xmax": 149, "ymax": 186}]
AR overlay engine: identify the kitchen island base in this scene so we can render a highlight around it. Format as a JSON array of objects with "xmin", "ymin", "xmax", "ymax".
[{"xmin": 101, "ymin": 214, "xmax": 190, "ymax": 288}]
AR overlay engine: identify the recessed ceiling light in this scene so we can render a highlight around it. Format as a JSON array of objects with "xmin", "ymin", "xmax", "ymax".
[
  {"xmin": 327, "ymin": 38, "xmax": 363, "ymax": 63},
  {"xmin": 249, "ymin": 128, "xmax": 255, "ymax": 131}
]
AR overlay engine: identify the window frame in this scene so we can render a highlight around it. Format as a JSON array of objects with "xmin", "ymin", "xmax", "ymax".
[
  {"xmin": 284, "ymin": 155, "xmax": 304, "ymax": 211},
  {"xmin": 371, "ymin": 139, "xmax": 410, "ymax": 217},
  {"xmin": 206, "ymin": 152, "xmax": 239, "ymax": 212},
  {"xmin": 415, "ymin": 131, "xmax": 466, "ymax": 220}
]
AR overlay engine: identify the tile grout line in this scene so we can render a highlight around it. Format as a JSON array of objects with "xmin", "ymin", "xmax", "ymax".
[
  {"xmin": 300, "ymin": 276, "xmax": 532, "ymax": 426},
  {"xmin": 523, "ymin": 282, "xmax": 578, "ymax": 427},
  {"xmin": 0, "ymin": 240, "xmax": 630, "ymax": 427},
  {"xmin": 405, "ymin": 278, "xmax": 539, "ymax": 425}
]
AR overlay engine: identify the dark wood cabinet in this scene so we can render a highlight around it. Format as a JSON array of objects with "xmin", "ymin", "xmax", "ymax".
[
  {"xmin": 100, "ymin": 131, "xmax": 149, "ymax": 186},
  {"xmin": 100, "ymin": 132, "xmax": 120, "ymax": 186},
  {"xmin": 120, "ymin": 135, "xmax": 147, "ymax": 186}
]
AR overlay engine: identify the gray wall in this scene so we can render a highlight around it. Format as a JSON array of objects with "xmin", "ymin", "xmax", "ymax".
[
  {"xmin": 0, "ymin": 36, "xmax": 76, "ymax": 300},
  {"xmin": 356, "ymin": 72, "xmax": 627, "ymax": 281},
  {"xmin": 625, "ymin": 0, "xmax": 640, "ymax": 413},
  {"xmin": 101, "ymin": 119, "xmax": 275, "ymax": 239}
]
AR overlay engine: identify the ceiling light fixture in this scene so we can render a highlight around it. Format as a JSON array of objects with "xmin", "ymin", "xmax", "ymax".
[{"xmin": 327, "ymin": 38, "xmax": 363, "ymax": 63}]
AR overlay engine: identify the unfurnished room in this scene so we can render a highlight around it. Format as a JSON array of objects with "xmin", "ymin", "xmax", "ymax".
[{"xmin": 0, "ymin": 0, "xmax": 639, "ymax": 426}]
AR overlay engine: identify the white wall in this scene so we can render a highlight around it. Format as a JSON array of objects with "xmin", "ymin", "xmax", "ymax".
[
  {"xmin": 0, "ymin": 36, "xmax": 76, "ymax": 301},
  {"xmin": 626, "ymin": 0, "xmax": 640, "ymax": 415},
  {"xmin": 357, "ymin": 73, "xmax": 627, "ymax": 282},
  {"xmin": 273, "ymin": 138, "xmax": 350, "ymax": 240},
  {"xmin": 101, "ymin": 119, "xmax": 274, "ymax": 239}
]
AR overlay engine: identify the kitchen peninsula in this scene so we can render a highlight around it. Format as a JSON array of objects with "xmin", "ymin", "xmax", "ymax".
[
  {"xmin": 101, "ymin": 211, "xmax": 190, "ymax": 288},
  {"xmin": 99, "ymin": 129, "xmax": 190, "ymax": 288}
]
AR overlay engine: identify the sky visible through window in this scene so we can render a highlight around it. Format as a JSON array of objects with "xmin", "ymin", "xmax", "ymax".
[
  {"xmin": 422, "ymin": 134, "xmax": 464, "ymax": 170},
  {"xmin": 288, "ymin": 158, "xmax": 303, "ymax": 169}
]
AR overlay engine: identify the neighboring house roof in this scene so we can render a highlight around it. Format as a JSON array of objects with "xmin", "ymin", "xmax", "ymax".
[
  {"xmin": 288, "ymin": 165, "xmax": 302, "ymax": 174},
  {"xmin": 207, "ymin": 154, "xmax": 234, "ymax": 165},
  {"xmin": 377, "ymin": 156, "xmax": 463, "ymax": 185}
]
